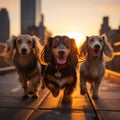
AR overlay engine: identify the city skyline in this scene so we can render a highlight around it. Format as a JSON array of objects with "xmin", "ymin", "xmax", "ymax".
[
  {"xmin": 21, "ymin": 0, "xmax": 40, "ymax": 34},
  {"xmin": 0, "ymin": 8, "xmax": 10, "ymax": 42},
  {"xmin": 0, "ymin": 0, "xmax": 120, "ymax": 45}
]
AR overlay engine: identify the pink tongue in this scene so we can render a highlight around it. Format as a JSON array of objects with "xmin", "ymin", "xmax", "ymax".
[
  {"xmin": 93, "ymin": 51, "xmax": 100, "ymax": 57},
  {"xmin": 57, "ymin": 58, "xmax": 66, "ymax": 64}
]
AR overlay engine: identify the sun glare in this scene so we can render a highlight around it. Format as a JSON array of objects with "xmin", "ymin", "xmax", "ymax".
[{"xmin": 66, "ymin": 32, "xmax": 84, "ymax": 48}]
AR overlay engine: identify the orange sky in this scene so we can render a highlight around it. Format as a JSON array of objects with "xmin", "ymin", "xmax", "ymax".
[
  {"xmin": 0, "ymin": 0, "xmax": 120, "ymax": 45},
  {"xmin": 42, "ymin": 0, "xmax": 120, "ymax": 36}
]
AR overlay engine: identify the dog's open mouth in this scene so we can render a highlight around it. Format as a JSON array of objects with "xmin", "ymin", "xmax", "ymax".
[
  {"xmin": 21, "ymin": 52, "xmax": 27, "ymax": 55},
  {"xmin": 56, "ymin": 57, "xmax": 67, "ymax": 64},
  {"xmin": 92, "ymin": 50, "xmax": 100, "ymax": 58}
]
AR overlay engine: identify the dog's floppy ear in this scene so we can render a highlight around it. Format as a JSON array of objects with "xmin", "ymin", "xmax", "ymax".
[
  {"xmin": 79, "ymin": 36, "xmax": 88, "ymax": 58},
  {"xmin": 7, "ymin": 35, "xmax": 17, "ymax": 53},
  {"xmin": 40, "ymin": 37, "xmax": 54, "ymax": 64},
  {"xmin": 32, "ymin": 35, "xmax": 42, "ymax": 62},
  {"xmin": 102, "ymin": 34, "xmax": 113, "ymax": 59},
  {"xmin": 69, "ymin": 38, "xmax": 78, "ymax": 67},
  {"xmin": 3, "ymin": 35, "xmax": 17, "ymax": 63}
]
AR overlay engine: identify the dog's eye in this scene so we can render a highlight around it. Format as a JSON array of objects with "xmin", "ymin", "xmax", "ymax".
[
  {"xmin": 27, "ymin": 40, "xmax": 32, "ymax": 45},
  {"xmin": 52, "ymin": 42, "xmax": 59, "ymax": 48},
  {"xmin": 64, "ymin": 41, "xmax": 70, "ymax": 48},
  {"xmin": 17, "ymin": 40, "xmax": 22, "ymax": 44},
  {"xmin": 99, "ymin": 39, "xmax": 103, "ymax": 43},
  {"xmin": 52, "ymin": 39, "xmax": 60, "ymax": 48},
  {"xmin": 63, "ymin": 38, "xmax": 70, "ymax": 48},
  {"xmin": 89, "ymin": 39, "xmax": 94, "ymax": 42}
]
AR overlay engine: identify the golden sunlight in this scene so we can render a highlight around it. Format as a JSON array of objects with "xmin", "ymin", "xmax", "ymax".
[{"xmin": 66, "ymin": 32, "xmax": 84, "ymax": 48}]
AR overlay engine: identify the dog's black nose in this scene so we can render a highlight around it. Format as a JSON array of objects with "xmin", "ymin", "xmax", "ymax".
[
  {"xmin": 21, "ymin": 48, "xmax": 27, "ymax": 53},
  {"xmin": 95, "ymin": 44, "xmax": 100, "ymax": 49},
  {"xmin": 59, "ymin": 51, "xmax": 65, "ymax": 56}
]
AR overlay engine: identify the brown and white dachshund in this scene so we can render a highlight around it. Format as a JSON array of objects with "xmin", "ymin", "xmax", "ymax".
[
  {"xmin": 79, "ymin": 34, "xmax": 113, "ymax": 99},
  {"xmin": 41, "ymin": 35, "xmax": 78, "ymax": 103},
  {"xmin": 2, "ymin": 35, "xmax": 42, "ymax": 99}
]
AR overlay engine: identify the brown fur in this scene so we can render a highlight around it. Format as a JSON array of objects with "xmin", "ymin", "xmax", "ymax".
[
  {"xmin": 79, "ymin": 34, "xmax": 113, "ymax": 99},
  {"xmin": 2, "ymin": 35, "xmax": 42, "ymax": 99},
  {"xmin": 41, "ymin": 35, "xmax": 78, "ymax": 103}
]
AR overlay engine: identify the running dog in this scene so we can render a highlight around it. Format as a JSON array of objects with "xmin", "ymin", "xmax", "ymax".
[
  {"xmin": 41, "ymin": 35, "xmax": 78, "ymax": 103},
  {"xmin": 79, "ymin": 34, "xmax": 113, "ymax": 99},
  {"xmin": 2, "ymin": 35, "xmax": 42, "ymax": 99}
]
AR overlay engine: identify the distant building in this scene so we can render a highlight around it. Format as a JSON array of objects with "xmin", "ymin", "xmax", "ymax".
[
  {"xmin": 100, "ymin": 16, "xmax": 120, "ymax": 72},
  {"xmin": 21, "ymin": 0, "xmax": 41, "ymax": 34},
  {"xmin": 39, "ymin": 14, "xmax": 52, "ymax": 45},
  {"xmin": 100, "ymin": 16, "xmax": 120, "ymax": 45},
  {"xmin": 0, "ymin": 8, "xmax": 10, "ymax": 42},
  {"xmin": 27, "ymin": 25, "xmax": 39, "ymax": 37},
  {"xmin": 27, "ymin": 14, "xmax": 52, "ymax": 45},
  {"xmin": 21, "ymin": 0, "xmax": 51, "ymax": 45},
  {"xmin": 39, "ymin": 14, "xmax": 44, "ymax": 44}
]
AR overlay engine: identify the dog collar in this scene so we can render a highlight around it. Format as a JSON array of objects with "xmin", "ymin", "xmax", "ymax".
[
  {"xmin": 55, "ymin": 61, "xmax": 71, "ymax": 70},
  {"xmin": 54, "ymin": 61, "xmax": 71, "ymax": 78}
]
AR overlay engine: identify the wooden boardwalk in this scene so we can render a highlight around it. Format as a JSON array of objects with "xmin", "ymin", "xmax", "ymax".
[{"xmin": 0, "ymin": 68, "xmax": 119, "ymax": 120}]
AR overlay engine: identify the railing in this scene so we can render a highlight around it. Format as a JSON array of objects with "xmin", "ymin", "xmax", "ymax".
[
  {"xmin": 105, "ymin": 69, "xmax": 120, "ymax": 83},
  {"xmin": 105, "ymin": 41, "xmax": 120, "ymax": 82},
  {"xmin": 114, "ymin": 41, "xmax": 120, "ymax": 46},
  {"xmin": 0, "ymin": 66, "xmax": 15, "ymax": 73},
  {"xmin": 114, "ymin": 42, "xmax": 120, "ymax": 56},
  {"xmin": 113, "ymin": 52, "xmax": 120, "ymax": 56},
  {"xmin": 107, "ymin": 41, "xmax": 120, "ymax": 73}
]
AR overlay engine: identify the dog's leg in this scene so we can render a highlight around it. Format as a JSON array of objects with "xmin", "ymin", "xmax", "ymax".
[
  {"xmin": 41, "ymin": 65, "xmax": 46, "ymax": 89},
  {"xmin": 29, "ymin": 75, "xmax": 40, "ymax": 99},
  {"xmin": 41, "ymin": 75, "xmax": 45, "ymax": 89},
  {"xmin": 19, "ymin": 77, "xmax": 29, "ymax": 99},
  {"xmin": 90, "ymin": 82, "xmax": 94, "ymax": 93},
  {"xmin": 62, "ymin": 87, "xmax": 71, "ymax": 103},
  {"xmin": 92, "ymin": 78, "xmax": 102, "ymax": 99},
  {"xmin": 46, "ymin": 82, "xmax": 59, "ymax": 97},
  {"xmin": 62, "ymin": 85, "xmax": 74, "ymax": 103},
  {"xmin": 80, "ymin": 75, "xmax": 87, "ymax": 95}
]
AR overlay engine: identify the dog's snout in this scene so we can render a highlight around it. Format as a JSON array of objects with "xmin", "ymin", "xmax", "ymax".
[
  {"xmin": 21, "ymin": 48, "xmax": 27, "ymax": 53},
  {"xmin": 95, "ymin": 44, "xmax": 100, "ymax": 50},
  {"xmin": 59, "ymin": 51, "xmax": 65, "ymax": 56}
]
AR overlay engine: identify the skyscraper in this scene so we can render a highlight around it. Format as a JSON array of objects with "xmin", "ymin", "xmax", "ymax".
[
  {"xmin": 0, "ymin": 8, "xmax": 10, "ymax": 42},
  {"xmin": 100, "ymin": 16, "xmax": 120, "ymax": 72},
  {"xmin": 100, "ymin": 16, "xmax": 120, "ymax": 44},
  {"xmin": 100, "ymin": 16, "xmax": 111, "ymax": 36},
  {"xmin": 21, "ymin": 0, "xmax": 41, "ymax": 34}
]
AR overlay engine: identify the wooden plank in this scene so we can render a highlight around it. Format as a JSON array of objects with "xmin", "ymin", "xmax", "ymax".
[
  {"xmin": 105, "ymin": 69, "xmax": 120, "ymax": 77},
  {"xmin": 0, "ymin": 66, "xmax": 15, "ymax": 72},
  {"xmin": 113, "ymin": 52, "xmax": 120, "ymax": 56},
  {"xmin": 105, "ymin": 69, "xmax": 120, "ymax": 83},
  {"xmin": 114, "ymin": 42, "xmax": 120, "ymax": 46}
]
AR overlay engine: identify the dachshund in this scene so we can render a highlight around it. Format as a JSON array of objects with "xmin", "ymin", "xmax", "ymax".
[
  {"xmin": 2, "ymin": 35, "xmax": 42, "ymax": 99},
  {"xmin": 79, "ymin": 34, "xmax": 113, "ymax": 99},
  {"xmin": 41, "ymin": 35, "xmax": 78, "ymax": 103}
]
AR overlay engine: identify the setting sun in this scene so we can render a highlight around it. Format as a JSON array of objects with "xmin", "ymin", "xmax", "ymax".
[{"xmin": 66, "ymin": 32, "xmax": 85, "ymax": 48}]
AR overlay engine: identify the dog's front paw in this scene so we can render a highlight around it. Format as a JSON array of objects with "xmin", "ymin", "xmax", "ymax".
[
  {"xmin": 32, "ymin": 94, "xmax": 39, "ymax": 99},
  {"xmin": 92, "ymin": 94, "xmax": 98, "ymax": 99},
  {"xmin": 23, "ymin": 94, "xmax": 29, "ymax": 99},
  {"xmin": 51, "ymin": 88, "xmax": 59, "ymax": 97},
  {"xmin": 92, "ymin": 89, "xmax": 99, "ymax": 99},
  {"xmin": 28, "ymin": 91, "xmax": 34, "ymax": 95},
  {"xmin": 80, "ymin": 87, "xmax": 87, "ymax": 95}
]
